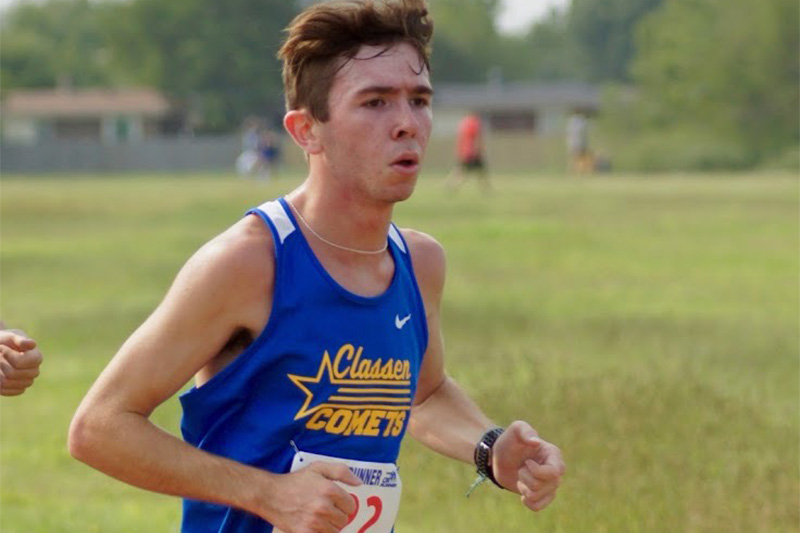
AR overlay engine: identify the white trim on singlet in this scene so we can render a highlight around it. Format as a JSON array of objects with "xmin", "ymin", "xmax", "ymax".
[
  {"xmin": 258, "ymin": 200, "xmax": 296, "ymax": 244},
  {"xmin": 388, "ymin": 224, "xmax": 406, "ymax": 254},
  {"xmin": 259, "ymin": 198, "xmax": 405, "ymax": 255}
]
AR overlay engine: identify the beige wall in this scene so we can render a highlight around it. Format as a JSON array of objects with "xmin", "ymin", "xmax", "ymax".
[{"xmin": 1, "ymin": 117, "xmax": 38, "ymax": 145}]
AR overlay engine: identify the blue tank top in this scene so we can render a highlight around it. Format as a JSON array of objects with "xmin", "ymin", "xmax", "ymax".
[{"xmin": 179, "ymin": 198, "xmax": 428, "ymax": 532}]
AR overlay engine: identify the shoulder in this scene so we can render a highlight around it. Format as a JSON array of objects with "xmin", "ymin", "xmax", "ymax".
[
  {"xmin": 173, "ymin": 213, "xmax": 275, "ymax": 304},
  {"xmin": 400, "ymin": 228, "xmax": 445, "ymax": 265},
  {"xmin": 399, "ymin": 228, "xmax": 446, "ymax": 304}
]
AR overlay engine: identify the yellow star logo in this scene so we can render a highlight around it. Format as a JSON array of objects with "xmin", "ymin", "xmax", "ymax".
[
  {"xmin": 287, "ymin": 348, "xmax": 413, "ymax": 421},
  {"xmin": 288, "ymin": 350, "xmax": 338, "ymax": 420}
]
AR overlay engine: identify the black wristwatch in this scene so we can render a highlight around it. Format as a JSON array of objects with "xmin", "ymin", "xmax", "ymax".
[{"xmin": 474, "ymin": 427, "xmax": 505, "ymax": 488}]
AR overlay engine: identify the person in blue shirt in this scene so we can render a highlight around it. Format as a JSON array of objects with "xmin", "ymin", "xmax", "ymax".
[{"xmin": 69, "ymin": 1, "xmax": 565, "ymax": 532}]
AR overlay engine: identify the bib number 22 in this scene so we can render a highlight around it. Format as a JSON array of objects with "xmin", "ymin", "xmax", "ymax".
[
  {"xmin": 346, "ymin": 494, "xmax": 383, "ymax": 533},
  {"xmin": 284, "ymin": 450, "xmax": 400, "ymax": 533}
]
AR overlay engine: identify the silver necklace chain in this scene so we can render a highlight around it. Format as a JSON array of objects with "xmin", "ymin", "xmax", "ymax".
[{"xmin": 285, "ymin": 197, "xmax": 389, "ymax": 255}]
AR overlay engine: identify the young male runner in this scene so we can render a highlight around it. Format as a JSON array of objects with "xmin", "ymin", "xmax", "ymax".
[{"xmin": 69, "ymin": 2, "xmax": 565, "ymax": 531}]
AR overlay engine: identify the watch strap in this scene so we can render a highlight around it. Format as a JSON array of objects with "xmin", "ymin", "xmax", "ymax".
[{"xmin": 473, "ymin": 427, "xmax": 505, "ymax": 489}]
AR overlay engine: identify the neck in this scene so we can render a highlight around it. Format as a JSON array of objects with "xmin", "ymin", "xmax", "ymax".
[{"xmin": 288, "ymin": 179, "xmax": 394, "ymax": 257}]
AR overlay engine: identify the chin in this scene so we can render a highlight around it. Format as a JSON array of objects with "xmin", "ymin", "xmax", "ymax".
[
  {"xmin": 392, "ymin": 190, "xmax": 415, "ymax": 203},
  {"xmin": 386, "ymin": 178, "xmax": 418, "ymax": 203}
]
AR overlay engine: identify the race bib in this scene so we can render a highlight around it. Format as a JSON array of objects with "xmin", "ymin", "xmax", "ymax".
[{"xmin": 274, "ymin": 450, "xmax": 402, "ymax": 533}]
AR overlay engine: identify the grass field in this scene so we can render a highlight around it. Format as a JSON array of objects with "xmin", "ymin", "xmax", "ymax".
[{"xmin": 1, "ymin": 171, "xmax": 798, "ymax": 532}]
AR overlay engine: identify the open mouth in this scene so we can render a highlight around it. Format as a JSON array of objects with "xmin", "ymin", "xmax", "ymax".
[{"xmin": 392, "ymin": 153, "xmax": 420, "ymax": 170}]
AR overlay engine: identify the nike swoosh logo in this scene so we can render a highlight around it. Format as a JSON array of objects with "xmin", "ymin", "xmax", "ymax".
[{"xmin": 395, "ymin": 314, "xmax": 412, "ymax": 329}]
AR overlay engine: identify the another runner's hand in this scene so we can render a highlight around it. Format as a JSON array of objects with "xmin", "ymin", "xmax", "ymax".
[
  {"xmin": 491, "ymin": 421, "xmax": 565, "ymax": 512},
  {"xmin": 0, "ymin": 328, "xmax": 43, "ymax": 397},
  {"xmin": 266, "ymin": 461, "xmax": 362, "ymax": 533}
]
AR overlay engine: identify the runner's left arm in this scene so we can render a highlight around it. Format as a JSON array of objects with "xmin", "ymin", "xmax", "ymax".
[{"xmin": 404, "ymin": 229, "xmax": 565, "ymax": 511}]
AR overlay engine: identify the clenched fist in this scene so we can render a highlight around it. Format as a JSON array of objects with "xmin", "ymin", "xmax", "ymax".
[
  {"xmin": 0, "ymin": 326, "xmax": 43, "ymax": 396},
  {"xmin": 491, "ymin": 421, "xmax": 565, "ymax": 512}
]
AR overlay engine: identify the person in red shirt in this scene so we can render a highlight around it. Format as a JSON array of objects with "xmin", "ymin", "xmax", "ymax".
[{"xmin": 447, "ymin": 112, "xmax": 490, "ymax": 191}]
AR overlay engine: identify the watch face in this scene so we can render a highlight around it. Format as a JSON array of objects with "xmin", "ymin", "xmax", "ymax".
[
  {"xmin": 475, "ymin": 428, "xmax": 504, "ymax": 481},
  {"xmin": 476, "ymin": 430, "xmax": 502, "ymax": 456}
]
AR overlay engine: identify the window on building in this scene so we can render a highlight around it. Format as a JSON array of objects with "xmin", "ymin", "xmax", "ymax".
[
  {"xmin": 54, "ymin": 119, "xmax": 101, "ymax": 140},
  {"xmin": 115, "ymin": 117, "xmax": 130, "ymax": 141},
  {"xmin": 487, "ymin": 111, "xmax": 537, "ymax": 132}
]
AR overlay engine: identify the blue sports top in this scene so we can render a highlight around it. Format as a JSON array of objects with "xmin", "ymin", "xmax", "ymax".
[{"xmin": 179, "ymin": 198, "xmax": 429, "ymax": 532}]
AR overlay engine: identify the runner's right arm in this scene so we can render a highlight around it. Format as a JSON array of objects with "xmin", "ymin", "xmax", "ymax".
[{"xmin": 68, "ymin": 217, "xmax": 358, "ymax": 532}]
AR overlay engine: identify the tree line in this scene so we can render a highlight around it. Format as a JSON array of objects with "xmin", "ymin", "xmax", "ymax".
[{"xmin": 1, "ymin": 0, "xmax": 796, "ymax": 169}]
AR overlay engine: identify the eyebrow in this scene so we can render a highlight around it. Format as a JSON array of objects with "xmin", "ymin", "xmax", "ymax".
[{"xmin": 355, "ymin": 85, "xmax": 434, "ymax": 98}]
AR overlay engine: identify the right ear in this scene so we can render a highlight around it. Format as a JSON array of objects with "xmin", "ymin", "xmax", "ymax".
[{"xmin": 284, "ymin": 109, "xmax": 322, "ymax": 155}]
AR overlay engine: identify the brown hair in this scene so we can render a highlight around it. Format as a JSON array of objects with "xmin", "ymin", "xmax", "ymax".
[{"xmin": 278, "ymin": 0, "xmax": 433, "ymax": 122}]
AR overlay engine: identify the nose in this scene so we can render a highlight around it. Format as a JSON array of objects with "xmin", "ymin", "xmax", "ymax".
[{"xmin": 391, "ymin": 101, "xmax": 418, "ymax": 140}]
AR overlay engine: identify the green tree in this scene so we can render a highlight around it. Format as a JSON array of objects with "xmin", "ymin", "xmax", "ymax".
[
  {"xmin": 430, "ymin": 35, "xmax": 487, "ymax": 83},
  {"xmin": 0, "ymin": 0, "xmax": 114, "ymax": 94},
  {"xmin": 569, "ymin": 0, "xmax": 664, "ymax": 82},
  {"xmin": 103, "ymin": 0, "xmax": 297, "ymax": 132},
  {"xmin": 428, "ymin": 0, "xmax": 504, "ymax": 83},
  {"xmin": 516, "ymin": 8, "xmax": 581, "ymax": 81},
  {"xmin": 632, "ymin": 0, "xmax": 799, "ymax": 161}
]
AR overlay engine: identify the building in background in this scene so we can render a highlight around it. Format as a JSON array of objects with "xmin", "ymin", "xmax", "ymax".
[
  {"xmin": 1, "ymin": 82, "xmax": 603, "ymax": 174},
  {"xmin": 1, "ymin": 87, "xmax": 184, "ymax": 145},
  {"xmin": 425, "ymin": 81, "xmax": 600, "ymax": 172},
  {"xmin": 0, "ymin": 87, "xmax": 244, "ymax": 174},
  {"xmin": 433, "ymin": 81, "xmax": 599, "ymax": 138}
]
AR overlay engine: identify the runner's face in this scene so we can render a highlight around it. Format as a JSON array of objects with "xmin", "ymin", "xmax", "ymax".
[{"xmin": 314, "ymin": 43, "xmax": 433, "ymax": 204}]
